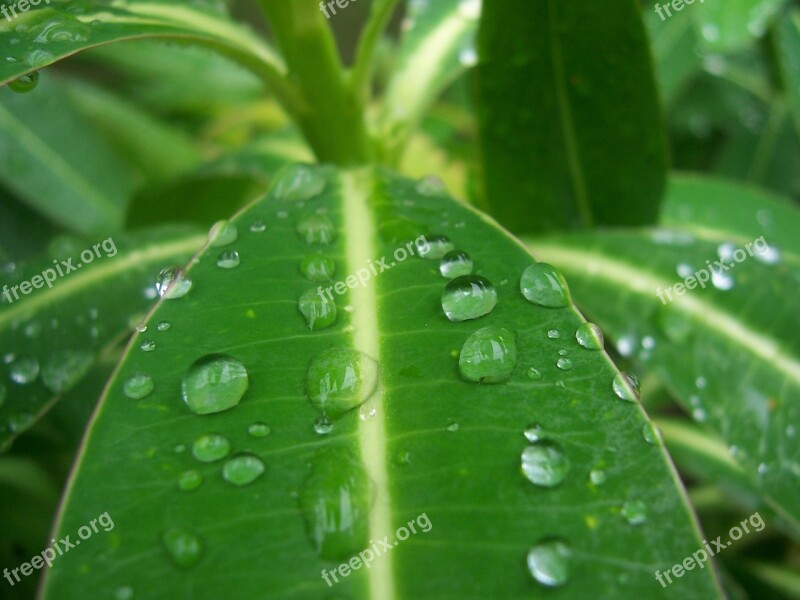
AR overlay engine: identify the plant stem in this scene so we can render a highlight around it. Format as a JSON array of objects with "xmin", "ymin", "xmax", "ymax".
[
  {"xmin": 257, "ymin": 0, "xmax": 373, "ymax": 165},
  {"xmin": 349, "ymin": 0, "xmax": 401, "ymax": 102}
]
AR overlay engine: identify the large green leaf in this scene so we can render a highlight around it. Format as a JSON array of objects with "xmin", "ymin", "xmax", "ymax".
[
  {"xmin": 531, "ymin": 174, "xmax": 800, "ymax": 531},
  {"xmin": 43, "ymin": 165, "xmax": 720, "ymax": 598},
  {"xmin": 0, "ymin": 227, "xmax": 205, "ymax": 450},
  {"xmin": 476, "ymin": 0, "xmax": 667, "ymax": 233}
]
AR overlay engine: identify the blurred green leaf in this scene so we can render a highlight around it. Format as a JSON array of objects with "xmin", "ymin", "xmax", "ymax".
[
  {"xmin": 692, "ymin": 0, "xmax": 786, "ymax": 53},
  {"xmin": 774, "ymin": 9, "xmax": 800, "ymax": 138},
  {"xmin": 476, "ymin": 0, "xmax": 667, "ymax": 233}
]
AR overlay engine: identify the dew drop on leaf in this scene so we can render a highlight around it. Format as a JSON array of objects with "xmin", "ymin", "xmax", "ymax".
[
  {"xmin": 157, "ymin": 321, "xmax": 171, "ymax": 332},
  {"xmin": 192, "ymin": 433, "xmax": 231, "ymax": 463},
  {"xmin": 442, "ymin": 275, "xmax": 497, "ymax": 322},
  {"xmin": 298, "ymin": 288, "xmax": 337, "ymax": 331},
  {"xmin": 216, "ymin": 250, "xmax": 240, "ymax": 269},
  {"xmin": 123, "ymin": 373, "xmax": 154, "ymax": 400},
  {"xmin": 300, "ymin": 254, "xmax": 336, "ymax": 281},
  {"xmin": 523, "ymin": 424, "xmax": 543, "ymax": 442},
  {"xmin": 222, "ymin": 454, "xmax": 265, "ymax": 487},
  {"xmin": 439, "ymin": 250, "xmax": 473, "ymax": 279},
  {"xmin": 527, "ymin": 539, "xmax": 571, "ymax": 587},
  {"xmin": 306, "ymin": 348, "xmax": 379, "ymax": 419},
  {"xmin": 459, "ymin": 326, "xmax": 516, "ymax": 383},
  {"xmin": 41, "ymin": 349, "xmax": 92, "ymax": 393},
  {"xmin": 162, "ymin": 529, "xmax": 202, "ymax": 569},
  {"xmin": 520, "ymin": 264, "xmax": 571, "ymax": 308},
  {"xmin": 8, "ymin": 71, "xmax": 38, "ymax": 93},
  {"xmin": 555, "ymin": 357, "xmax": 573, "ymax": 371},
  {"xmin": 249, "ymin": 220, "xmax": 266, "ymax": 233},
  {"xmin": 248, "ymin": 422, "xmax": 271, "ymax": 438},
  {"xmin": 297, "ymin": 214, "xmax": 336, "ymax": 245},
  {"xmin": 181, "ymin": 355, "xmax": 248, "ymax": 415},
  {"xmin": 590, "ymin": 469, "xmax": 606, "ymax": 485},
  {"xmin": 140, "ymin": 339, "xmax": 156, "ymax": 352},
  {"xmin": 313, "ymin": 416, "xmax": 333, "ymax": 435},
  {"xmin": 418, "ymin": 234, "xmax": 454, "ymax": 260},
  {"xmin": 575, "ymin": 322, "xmax": 604, "ymax": 350},
  {"xmin": 9, "ymin": 355, "xmax": 39, "ymax": 384},
  {"xmin": 178, "ymin": 470, "xmax": 202, "ymax": 492},
  {"xmin": 272, "ymin": 164, "xmax": 326, "ymax": 202},
  {"xmin": 527, "ymin": 367, "xmax": 542, "ymax": 380},
  {"xmin": 642, "ymin": 422, "xmax": 661, "ymax": 445},
  {"xmin": 621, "ymin": 500, "xmax": 648, "ymax": 525},
  {"xmin": 208, "ymin": 220, "xmax": 238, "ymax": 247},
  {"xmin": 521, "ymin": 442, "xmax": 570, "ymax": 487},
  {"xmin": 612, "ymin": 372, "xmax": 640, "ymax": 402},
  {"xmin": 156, "ymin": 266, "xmax": 192, "ymax": 299}
]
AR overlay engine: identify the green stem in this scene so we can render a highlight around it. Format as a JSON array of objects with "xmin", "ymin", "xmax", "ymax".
[
  {"xmin": 257, "ymin": 0, "xmax": 372, "ymax": 165},
  {"xmin": 349, "ymin": 0, "xmax": 401, "ymax": 102}
]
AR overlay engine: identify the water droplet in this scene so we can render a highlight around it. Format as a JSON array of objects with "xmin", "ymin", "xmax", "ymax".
[
  {"xmin": 612, "ymin": 372, "xmax": 639, "ymax": 402},
  {"xmin": 248, "ymin": 422, "xmax": 271, "ymax": 438},
  {"xmin": 178, "ymin": 470, "xmax": 203, "ymax": 491},
  {"xmin": 216, "ymin": 250, "xmax": 240, "ymax": 269},
  {"xmin": 114, "ymin": 586, "xmax": 134, "ymax": 600},
  {"xmin": 306, "ymin": 348, "xmax": 379, "ymax": 419},
  {"xmin": 589, "ymin": 469, "xmax": 606, "ymax": 485},
  {"xmin": 135, "ymin": 322, "xmax": 147, "ymax": 333},
  {"xmin": 41, "ymin": 350, "xmax": 92, "ymax": 393},
  {"xmin": 32, "ymin": 17, "xmax": 89, "ymax": 43},
  {"xmin": 396, "ymin": 450, "xmax": 411, "ymax": 465},
  {"xmin": 297, "ymin": 214, "xmax": 336, "ymax": 245},
  {"xmin": 208, "ymin": 220, "xmax": 238, "ymax": 247},
  {"xmin": 446, "ymin": 422, "xmax": 460, "ymax": 432},
  {"xmin": 418, "ymin": 234, "xmax": 454, "ymax": 260},
  {"xmin": 557, "ymin": 349, "xmax": 567, "ymax": 356},
  {"xmin": 300, "ymin": 254, "xmax": 336, "ymax": 281},
  {"xmin": 249, "ymin": 220, "xmax": 266, "ymax": 233},
  {"xmin": 441, "ymin": 275, "xmax": 497, "ymax": 322},
  {"xmin": 192, "ymin": 433, "xmax": 230, "ymax": 463},
  {"xmin": 439, "ymin": 250, "xmax": 473, "ymax": 279},
  {"xmin": 181, "ymin": 355, "xmax": 249, "ymax": 415},
  {"xmin": 547, "ymin": 329, "xmax": 560, "ymax": 339},
  {"xmin": 575, "ymin": 323, "xmax": 604, "ymax": 350},
  {"xmin": 521, "ymin": 442, "xmax": 569, "ymax": 487},
  {"xmin": 298, "ymin": 288, "xmax": 337, "ymax": 330},
  {"xmin": 527, "ymin": 367, "xmax": 542, "ymax": 380},
  {"xmin": 8, "ymin": 71, "xmax": 38, "ymax": 93},
  {"xmin": 140, "ymin": 339, "xmax": 156, "ymax": 352},
  {"xmin": 123, "ymin": 373, "xmax": 154, "ymax": 400},
  {"xmin": 157, "ymin": 321, "xmax": 171, "ymax": 332},
  {"xmin": 621, "ymin": 500, "xmax": 647, "ymax": 525},
  {"xmin": 298, "ymin": 448, "xmax": 370, "ymax": 560},
  {"xmin": 642, "ymin": 422, "xmax": 661, "ymax": 445},
  {"xmin": 162, "ymin": 529, "xmax": 202, "ymax": 568},
  {"xmin": 23, "ymin": 321, "xmax": 42, "ymax": 338},
  {"xmin": 9, "ymin": 355, "xmax": 39, "ymax": 384},
  {"xmin": 272, "ymin": 164, "xmax": 326, "ymax": 202},
  {"xmin": 523, "ymin": 424, "xmax": 543, "ymax": 442},
  {"xmin": 458, "ymin": 45, "xmax": 478, "ymax": 67},
  {"xmin": 459, "ymin": 326, "xmax": 517, "ymax": 383},
  {"xmin": 156, "ymin": 266, "xmax": 192, "ymax": 299},
  {"xmin": 520, "ymin": 264, "xmax": 571, "ymax": 308},
  {"xmin": 556, "ymin": 357, "xmax": 573, "ymax": 371},
  {"xmin": 416, "ymin": 176, "xmax": 448, "ymax": 197},
  {"xmin": 222, "ymin": 454, "xmax": 265, "ymax": 486},
  {"xmin": 754, "ymin": 243, "xmax": 780, "ymax": 265},
  {"xmin": 711, "ymin": 269, "xmax": 734, "ymax": 290},
  {"xmin": 313, "ymin": 416, "xmax": 333, "ymax": 435},
  {"xmin": 527, "ymin": 539, "xmax": 571, "ymax": 587}
]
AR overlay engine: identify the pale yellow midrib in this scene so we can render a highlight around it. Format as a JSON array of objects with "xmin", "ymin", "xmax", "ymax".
[{"xmin": 341, "ymin": 170, "xmax": 395, "ymax": 600}]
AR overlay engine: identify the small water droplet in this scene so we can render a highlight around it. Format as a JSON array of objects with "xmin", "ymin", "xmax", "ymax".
[
  {"xmin": 446, "ymin": 422, "xmax": 460, "ymax": 432},
  {"xmin": 523, "ymin": 424, "xmax": 543, "ymax": 442},
  {"xmin": 181, "ymin": 355, "xmax": 249, "ymax": 415},
  {"xmin": 439, "ymin": 250, "xmax": 473, "ymax": 279},
  {"xmin": 547, "ymin": 329, "xmax": 560, "ymax": 339},
  {"xmin": 527, "ymin": 367, "xmax": 542, "ymax": 380},
  {"xmin": 192, "ymin": 433, "xmax": 230, "ymax": 463},
  {"xmin": 313, "ymin": 416, "xmax": 333, "ymax": 435},
  {"xmin": 589, "ymin": 469, "xmax": 606, "ymax": 485},
  {"xmin": 642, "ymin": 422, "xmax": 661, "ymax": 445},
  {"xmin": 521, "ymin": 442, "xmax": 569, "ymax": 487},
  {"xmin": 272, "ymin": 164, "xmax": 326, "ymax": 202},
  {"xmin": 418, "ymin": 234, "xmax": 454, "ymax": 260},
  {"xmin": 178, "ymin": 470, "xmax": 203, "ymax": 491},
  {"xmin": 8, "ymin": 71, "xmax": 39, "ymax": 93},
  {"xmin": 140, "ymin": 339, "xmax": 156, "ymax": 352},
  {"xmin": 621, "ymin": 500, "xmax": 647, "ymax": 525},
  {"xmin": 298, "ymin": 288, "xmax": 337, "ymax": 330},
  {"xmin": 575, "ymin": 323, "xmax": 604, "ymax": 350},
  {"xmin": 297, "ymin": 214, "xmax": 336, "ymax": 245},
  {"xmin": 396, "ymin": 450, "xmax": 411, "ymax": 465},
  {"xmin": 157, "ymin": 321, "xmax": 171, "ymax": 332},
  {"xmin": 248, "ymin": 422, "xmax": 271, "ymax": 438},
  {"xmin": 216, "ymin": 250, "xmax": 240, "ymax": 269},
  {"xmin": 306, "ymin": 348, "xmax": 378, "ymax": 419},
  {"xmin": 459, "ymin": 326, "xmax": 517, "ymax": 383},
  {"xmin": 135, "ymin": 322, "xmax": 147, "ymax": 333},
  {"xmin": 458, "ymin": 45, "xmax": 478, "ymax": 67},
  {"xmin": 222, "ymin": 454, "xmax": 265, "ymax": 486},
  {"xmin": 520, "ymin": 264, "xmax": 571, "ymax": 308},
  {"xmin": 556, "ymin": 357, "xmax": 573, "ymax": 371},
  {"xmin": 711, "ymin": 269, "xmax": 734, "ymax": 290},
  {"xmin": 300, "ymin": 254, "xmax": 336, "ymax": 281},
  {"xmin": 162, "ymin": 529, "xmax": 202, "ymax": 568},
  {"xmin": 527, "ymin": 539, "xmax": 571, "ymax": 587},
  {"xmin": 156, "ymin": 266, "xmax": 192, "ymax": 299},
  {"xmin": 442, "ymin": 275, "xmax": 497, "ymax": 322},
  {"xmin": 9, "ymin": 355, "xmax": 39, "ymax": 384},
  {"xmin": 208, "ymin": 220, "xmax": 238, "ymax": 247},
  {"xmin": 249, "ymin": 220, "xmax": 266, "ymax": 233},
  {"xmin": 23, "ymin": 321, "xmax": 42, "ymax": 338},
  {"xmin": 114, "ymin": 586, "xmax": 134, "ymax": 600},
  {"xmin": 612, "ymin": 372, "xmax": 639, "ymax": 402},
  {"xmin": 123, "ymin": 373, "xmax": 154, "ymax": 400}
]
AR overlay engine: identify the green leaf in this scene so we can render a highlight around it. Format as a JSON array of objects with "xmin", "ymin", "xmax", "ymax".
[
  {"xmin": 0, "ymin": 227, "xmax": 205, "ymax": 450},
  {"xmin": 376, "ymin": 0, "xmax": 479, "ymax": 161},
  {"xmin": 645, "ymin": 5, "xmax": 703, "ymax": 106},
  {"xmin": 0, "ymin": 77, "xmax": 136, "ymax": 235},
  {"xmin": 774, "ymin": 9, "xmax": 800, "ymax": 138},
  {"xmin": 43, "ymin": 166, "xmax": 720, "ymax": 599},
  {"xmin": 691, "ymin": 0, "xmax": 786, "ymax": 53},
  {"xmin": 531, "ymin": 174, "xmax": 800, "ymax": 531},
  {"xmin": 476, "ymin": 0, "xmax": 667, "ymax": 233}
]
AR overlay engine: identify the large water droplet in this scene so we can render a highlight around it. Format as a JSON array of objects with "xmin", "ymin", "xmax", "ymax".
[
  {"xmin": 521, "ymin": 442, "xmax": 570, "ymax": 487},
  {"xmin": 520, "ymin": 264, "xmax": 571, "ymax": 308},
  {"xmin": 297, "ymin": 214, "xmax": 336, "ymax": 245},
  {"xmin": 9, "ymin": 355, "xmax": 39, "ymax": 384},
  {"xmin": 272, "ymin": 164, "xmax": 326, "ymax": 202},
  {"xmin": 222, "ymin": 454, "xmax": 265, "ymax": 486},
  {"xmin": 612, "ymin": 372, "xmax": 639, "ymax": 402},
  {"xmin": 156, "ymin": 266, "xmax": 192, "ymax": 299},
  {"xmin": 178, "ymin": 470, "xmax": 203, "ymax": 491},
  {"xmin": 442, "ymin": 275, "xmax": 497, "ymax": 322},
  {"xmin": 300, "ymin": 254, "xmax": 336, "ymax": 282},
  {"xmin": 216, "ymin": 250, "xmax": 240, "ymax": 269},
  {"xmin": 621, "ymin": 500, "xmax": 647, "ymax": 525},
  {"xmin": 123, "ymin": 373, "xmax": 154, "ymax": 400},
  {"xmin": 208, "ymin": 220, "xmax": 238, "ymax": 247},
  {"xmin": 306, "ymin": 348, "xmax": 379, "ymax": 419},
  {"xmin": 575, "ymin": 323, "xmax": 604, "ymax": 350},
  {"xmin": 439, "ymin": 250, "xmax": 473, "ymax": 279},
  {"xmin": 181, "ymin": 355, "xmax": 249, "ymax": 415},
  {"xmin": 162, "ymin": 529, "xmax": 202, "ymax": 568},
  {"xmin": 418, "ymin": 234, "xmax": 453, "ymax": 260},
  {"xmin": 298, "ymin": 448, "xmax": 370, "ymax": 560},
  {"xmin": 458, "ymin": 326, "xmax": 516, "ymax": 383},
  {"xmin": 41, "ymin": 350, "xmax": 92, "ymax": 393},
  {"xmin": 527, "ymin": 539, "xmax": 571, "ymax": 587},
  {"xmin": 298, "ymin": 288, "xmax": 337, "ymax": 330},
  {"xmin": 8, "ymin": 71, "xmax": 38, "ymax": 93},
  {"xmin": 192, "ymin": 433, "xmax": 230, "ymax": 463}
]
